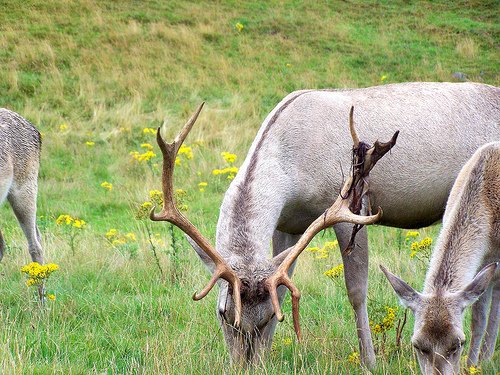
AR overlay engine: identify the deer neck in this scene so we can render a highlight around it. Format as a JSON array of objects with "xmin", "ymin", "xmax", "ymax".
[
  {"xmin": 423, "ymin": 154, "xmax": 490, "ymax": 294},
  {"xmin": 216, "ymin": 162, "xmax": 287, "ymax": 263}
]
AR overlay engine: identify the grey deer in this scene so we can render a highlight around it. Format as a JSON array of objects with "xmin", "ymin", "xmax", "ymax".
[
  {"xmin": 157, "ymin": 82, "xmax": 499, "ymax": 367},
  {"xmin": 150, "ymin": 102, "xmax": 396, "ymax": 365},
  {"xmin": 0, "ymin": 108, "xmax": 43, "ymax": 265},
  {"xmin": 381, "ymin": 141, "xmax": 500, "ymax": 375}
]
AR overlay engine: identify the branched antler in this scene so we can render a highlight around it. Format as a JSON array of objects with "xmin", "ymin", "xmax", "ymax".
[{"xmin": 150, "ymin": 102, "xmax": 243, "ymax": 327}]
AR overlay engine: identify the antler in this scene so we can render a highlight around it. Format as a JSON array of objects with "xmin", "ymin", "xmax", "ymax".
[
  {"xmin": 150, "ymin": 102, "xmax": 243, "ymax": 327},
  {"xmin": 265, "ymin": 106, "xmax": 398, "ymax": 341}
]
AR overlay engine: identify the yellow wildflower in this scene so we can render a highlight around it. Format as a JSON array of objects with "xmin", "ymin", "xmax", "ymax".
[
  {"xmin": 323, "ymin": 240, "xmax": 338, "ymax": 251},
  {"xmin": 306, "ymin": 246, "xmax": 319, "ymax": 252},
  {"xmin": 72, "ymin": 219, "xmax": 86, "ymax": 229},
  {"xmin": 198, "ymin": 181, "xmax": 208, "ymax": 192},
  {"xmin": 348, "ymin": 351, "xmax": 360, "ymax": 365},
  {"xmin": 125, "ymin": 233, "xmax": 136, "ymax": 242},
  {"xmin": 324, "ymin": 264, "xmax": 344, "ymax": 279},
  {"xmin": 468, "ymin": 366, "xmax": 481, "ymax": 375},
  {"xmin": 59, "ymin": 123, "xmax": 68, "ymax": 132},
  {"xmin": 105, "ymin": 229, "xmax": 118, "ymax": 239},
  {"xmin": 100, "ymin": 181, "xmax": 113, "ymax": 191},
  {"xmin": 235, "ymin": 22, "xmax": 244, "ymax": 32},
  {"xmin": 419, "ymin": 237, "xmax": 432, "ymax": 249},
  {"xmin": 140, "ymin": 143, "xmax": 154, "ymax": 151},
  {"xmin": 405, "ymin": 231, "xmax": 420, "ymax": 238},
  {"xmin": 149, "ymin": 190, "xmax": 163, "ymax": 206},
  {"xmin": 143, "ymin": 127, "xmax": 156, "ymax": 134},
  {"xmin": 47, "ymin": 293, "xmax": 56, "ymax": 301},
  {"xmin": 178, "ymin": 145, "xmax": 193, "ymax": 159},
  {"xmin": 221, "ymin": 152, "xmax": 237, "ymax": 164},
  {"xmin": 281, "ymin": 337, "xmax": 292, "ymax": 345},
  {"xmin": 85, "ymin": 141, "xmax": 95, "ymax": 146},
  {"xmin": 56, "ymin": 214, "xmax": 73, "ymax": 225},
  {"xmin": 380, "ymin": 75, "xmax": 388, "ymax": 82},
  {"xmin": 112, "ymin": 239, "xmax": 126, "ymax": 246}
]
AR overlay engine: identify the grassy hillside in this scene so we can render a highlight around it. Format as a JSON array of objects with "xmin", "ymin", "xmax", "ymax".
[{"xmin": 0, "ymin": 1, "xmax": 498, "ymax": 374}]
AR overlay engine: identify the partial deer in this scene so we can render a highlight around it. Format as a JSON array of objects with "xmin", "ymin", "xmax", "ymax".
[
  {"xmin": 0, "ymin": 108, "xmax": 43, "ymax": 264},
  {"xmin": 155, "ymin": 82, "xmax": 499, "ymax": 367},
  {"xmin": 381, "ymin": 142, "xmax": 499, "ymax": 375},
  {"xmin": 150, "ymin": 103, "xmax": 397, "ymax": 365}
]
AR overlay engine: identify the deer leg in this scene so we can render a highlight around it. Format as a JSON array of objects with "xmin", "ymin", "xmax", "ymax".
[
  {"xmin": 467, "ymin": 285, "xmax": 492, "ymax": 366},
  {"xmin": 479, "ymin": 281, "xmax": 499, "ymax": 362},
  {"xmin": 0, "ymin": 228, "xmax": 5, "ymax": 261},
  {"xmin": 7, "ymin": 182, "xmax": 42, "ymax": 264},
  {"xmin": 334, "ymin": 222, "xmax": 375, "ymax": 369}
]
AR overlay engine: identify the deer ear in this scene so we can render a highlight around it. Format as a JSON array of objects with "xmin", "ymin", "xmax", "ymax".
[
  {"xmin": 380, "ymin": 265, "xmax": 422, "ymax": 311},
  {"xmin": 458, "ymin": 262, "xmax": 498, "ymax": 308},
  {"xmin": 185, "ymin": 235, "xmax": 216, "ymax": 273}
]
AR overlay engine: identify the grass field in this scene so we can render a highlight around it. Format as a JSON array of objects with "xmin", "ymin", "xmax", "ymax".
[{"xmin": 0, "ymin": 1, "xmax": 498, "ymax": 374}]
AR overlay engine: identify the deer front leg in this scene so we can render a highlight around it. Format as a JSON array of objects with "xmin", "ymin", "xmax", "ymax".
[
  {"xmin": 0, "ymin": 228, "xmax": 5, "ymax": 261},
  {"xmin": 479, "ymin": 281, "xmax": 499, "ymax": 362},
  {"xmin": 335, "ymin": 222, "xmax": 375, "ymax": 369},
  {"xmin": 467, "ymin": 285, "xmax": 491, "ymax": 366}
]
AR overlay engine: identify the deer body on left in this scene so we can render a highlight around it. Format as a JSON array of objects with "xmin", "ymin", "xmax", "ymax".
[{"xmin": 0, "ymin": 108, "xmax": 43, "ymax": 264}]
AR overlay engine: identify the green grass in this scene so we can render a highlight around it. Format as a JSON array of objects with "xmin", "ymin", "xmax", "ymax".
[{"xmin": 0, "ymin": 0, "xmax": 498, "ymax": 373}]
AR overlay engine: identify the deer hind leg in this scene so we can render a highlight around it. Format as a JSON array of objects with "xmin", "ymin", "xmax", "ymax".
[
  {"xmin": 467, "ymin": 285, "xmax": 492, "ymax": 366},
  {"xmin": 479, "ymin": 281, "xmax": 499, "ymax": 362},
  {"xmin": 7, "ymin": 180, "xmax": 42, "ymax": 264},
  {"xmin": 334, "ymin": 222, "xmax": 375, "ymax": 369}
]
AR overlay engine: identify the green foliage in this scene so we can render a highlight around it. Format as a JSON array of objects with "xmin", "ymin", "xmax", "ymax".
[{"xmin": 0, "ymin": 1, "xmax": 498, "ymax": 374}]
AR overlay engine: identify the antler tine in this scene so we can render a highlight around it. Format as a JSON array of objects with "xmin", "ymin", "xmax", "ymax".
[
  {"xmin": 266, "ymin": 107, "xmax": 397, "ymax": 341},
  {"xmin": 349, "ymin": 105, "xmax": 360, "ymax": 147},
  {"xmin": 149, "ymin": 102, "xmax": 242, "ymax": 327}
]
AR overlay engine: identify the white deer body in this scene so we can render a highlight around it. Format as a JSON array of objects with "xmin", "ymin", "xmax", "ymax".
[
  {"xmin": 211, "ymin": 82, "xmax": 499, "ymax": 365},
  {"xmin": 0, "ymin": 108, "xmax": 43, "ymax": 264},
  {"xmin": 382, "ymin": 142, "xmax": 500, "ymax": 375}
]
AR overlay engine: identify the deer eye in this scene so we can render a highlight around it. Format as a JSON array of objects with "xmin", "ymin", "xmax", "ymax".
[{"xmin": 413, "ymin": 343, "xmax": 431, "ymax": 355}]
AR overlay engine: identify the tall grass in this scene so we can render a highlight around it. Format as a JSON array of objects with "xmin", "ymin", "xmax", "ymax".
[{"xmin": 0, "ymin": 1, "xmax": 498, "ymax": 374}]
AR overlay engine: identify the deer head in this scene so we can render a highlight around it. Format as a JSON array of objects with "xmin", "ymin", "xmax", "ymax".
[
  {"xmin": 380, "ymin": 263, "xmax": 498, "ymax": 375},
  {"xmin": 150, "ymin": 103, "xmax": 397, "ymax": 365}
]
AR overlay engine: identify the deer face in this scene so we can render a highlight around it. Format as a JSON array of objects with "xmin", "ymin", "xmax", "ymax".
[
  {"xmin": 216, "ymin": 263, "xmax": 279, "ymax": 365},
  {"xmin": 380, "ymin": 263, "xmax": 497, "ymax": 375},
  {"xmin": 410, "ymin": 296, "xmax": 466, "ymax": 375}
]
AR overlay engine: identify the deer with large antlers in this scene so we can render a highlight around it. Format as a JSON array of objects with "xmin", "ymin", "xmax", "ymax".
[
  {"xmin": 151, "ymin": 102, "xmax": 396, "ymax": 363},
  {"xmin": 152, "ymin": 82, "xmax": 499, "ymax": 367}
]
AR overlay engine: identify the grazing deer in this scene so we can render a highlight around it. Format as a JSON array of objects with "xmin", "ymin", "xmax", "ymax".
[
  {"xmin": 381, "ymin": 142, "xmax": 500, "ymax": 375},
  {"xmin": 0, "ymin": 108, "xmax": 43, "ymax": 264},
  {"xmin": 154, "ymin": 82, "xmax": 499, "ymax": 367},
  {"xmin": 151, "ymin": 103, "xmax": 397, "ymax": 364}
]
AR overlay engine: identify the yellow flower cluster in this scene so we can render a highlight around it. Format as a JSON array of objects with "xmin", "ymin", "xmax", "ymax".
[
  {"xmin": 347, "ymin": 351, "xmax": 360, "ymax": 365},
  {"xmin": 324, "ymin": 264, "xmax": 344, "ymax": 279},
  {"xmin": 21, "ymin": 262, "xmax": 59, "ymax": 287},
  {"xmin": 221, "ymin": 152, "xmax": 237, "ymax": 164},
  {"xmin": 100, "ymin": 181, "xmax": 113, "ymax": 191},
  {"xmin": 468, "ymin": 365, "xmax": 481, "ymax": 374},
  {"xmin": 409, "ymin": 237, "xmax": 433, "ymax": 259},
  {"xmin": 198, "ymin": 181, "xmax": 208, "ymax": 192},
  {"xmin": 174, "ymin": 189, "xmax": 189, "ymax": 211},
  {"xmin": 405, "ymin": 231, "xmax": 420, "ymax": 239},
  {"xmin": 85, "ymin": 141, "xmax": 95, "ymax": 147},
  {"xmin": 105, "ymin": 229, "xmax": 136, "ymax": 246},
  {"xmin": 56, "ymin": 215, "xmax": 86, "ymax": 229},
  {"xmin": 143, "ymin": 127, "xmax": 156, "ymax": 135},
  {"xmin": 306, "ymin": 240, "xmax": 338, "ymax": 259},
  {"xmin": 59, "ymin": 123, "xmax": 68, "ymax": 132},
  {"xmin": 371, "ymin": 306, "xmax": 398, "ymax": 334},
  {"xmin": 212, "ymin": 167, "xmax": 239, "ymax": 180},
  {"xmin": 137, "ymin": 201, "xmax": 153, "ymax": 219},
  {"xmin": 175, "ymin": 145, "xmax": 193, "ymax": 166},
  {"xmin": 235, "ymin": 22, "xmax": 244, "ymax": 32},
  {"xmin": 130, "ymin": 146, "xmax": 156, "ymax": 162},
  {"xmin": 149, "ymin": 190, "xmax": 163, "ymax": 206}
]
